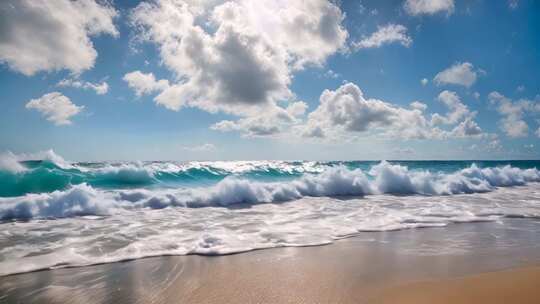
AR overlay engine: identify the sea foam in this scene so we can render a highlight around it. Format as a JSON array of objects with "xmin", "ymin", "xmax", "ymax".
[
  {"xmin": 0, "ymin": 152, "xmax": 27, "ymax": 173},
  {"xmin": 1, "ymin": 161, "xmax": 540, "ymax": 220}
]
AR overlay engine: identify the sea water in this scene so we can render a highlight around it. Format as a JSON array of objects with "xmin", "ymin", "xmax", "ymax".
[{"xmin": 1, "ymin": 150, "xmax": 539, "ymax": 276}]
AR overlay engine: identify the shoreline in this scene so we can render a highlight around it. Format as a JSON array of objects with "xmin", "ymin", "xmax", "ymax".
[{"xmin": 1, "ymin": 218, "xmax": 540, "ymax": 303}]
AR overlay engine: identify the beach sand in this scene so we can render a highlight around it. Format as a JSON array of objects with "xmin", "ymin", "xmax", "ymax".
[
  {"xmin": 373, "ymin": 266, "xmax": 540, "ymax": 304},
  {"xmin": 1, "ymin": 218, "xmax": 539, "ymax": 303}
]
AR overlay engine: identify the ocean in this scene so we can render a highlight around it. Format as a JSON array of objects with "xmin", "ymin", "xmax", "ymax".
[{"xmin": 1, "ymin": 151, "xmax": 540, "ymax": 276}]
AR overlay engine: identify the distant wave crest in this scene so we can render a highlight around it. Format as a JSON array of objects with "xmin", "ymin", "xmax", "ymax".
[
  {"xmin": 2, "ymin": 161, "xmax": 540, "ymax": 220},
  {"xmin": 0, "ymin": 151, "xmax": 331, "ymax": 196}
]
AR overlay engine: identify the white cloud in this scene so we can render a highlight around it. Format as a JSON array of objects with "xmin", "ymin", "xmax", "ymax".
[
  {"xmin": 473, "ymin": 92, "xmax": 480, "ymax": 100},
  {"xmin": 504, "ymin": 120, "xmax": 529, "ymax": 138},
  {"xmin": 286, "ymin": 101, "xmax": 308, "ymax": 117},
  {"xmin": 25, "ymin": 92, "xmax": 83, "ymax": 125},
  {"xmin": 211, "ymin": 101, "xmax": 307, "ymax": 137},
  {"xmin": 0, "ymin": 0, "xmax": 118, "ymax": 76},
  {"xmin": 404, "ymin": 0, "xmax": 455, "ymax": 16},
  {"xmin": 488, "ymin": 91, "xmax": 540, "ymax": 138},
  {"xmin": 410, "ymin": 101, "xmax": 427, "ymax": 111},
  {"xmin": 451, "ymin": 117, "xmax": 483, "ymax": 137},
  {"xmin": 129, "ymin": 0, "xmax": 347, "ymax": 115},
  {"xmin": 434, "ymin": 62, "xmax": 478, "ymax": 88},
  {"xmin": 430, "ymin": 90, "xmax": 474, "ymax": 125},
  {"xmin": 352, "ymin": 24, "xmax": 412, "ymax": 50},
  {"xmin": 517, "ymin": 85, "xmax": 525, "ymax": 92},
  {"xmin": 212, "ymin": 119, "xmax": 281, "ymax": 137},
  {"xmin": 299, "ymin": 83, "xmax": 486, "ymax": 141},
  {"xmin": 57, "ymin": 78, "xmax": 109, "ymax": 95},
  {"xmin": 180, "ymin": 143, "xmax": 216, "ymax": 152},
  {"xmin": 215, "ymin": 82, "xmax": 488, "ymax": 141},
  {"xmin": 123, "ymin": 71, "xmax": 170, "ymax": 97},
  {"xmin": 324, "ymin": 69, "xmax": 340, "ymax": 79},
  {"xmin": 301, "ymin": 83, "xmax": 443, "ymax": 140},
  {"xmin": 487, "ymin": 138, "xmax": 502, "ymax": 151},
  {"xmin": 421, "ymin": 78, "xmax": 428, "ymax": 86}
]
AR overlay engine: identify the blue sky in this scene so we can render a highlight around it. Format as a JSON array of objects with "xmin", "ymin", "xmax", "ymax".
[{"xmin": 0, "ymin": 0, "xmax": 539, "ymax": 161}]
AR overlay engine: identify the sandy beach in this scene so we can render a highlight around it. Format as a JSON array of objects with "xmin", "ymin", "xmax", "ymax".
[
  {"xmin": 374, "ymin": 266, "xmax": 540, "ymax": 304},
  {"xmin": 1, "ymin": 218, "xmax": 539, "ymax": 303}
]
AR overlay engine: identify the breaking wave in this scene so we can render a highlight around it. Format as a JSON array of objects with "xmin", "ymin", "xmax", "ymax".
[
  {"xmin": 2, "ymin": 161, "xmax": 540, "ymax": 220},
  {"xmin": 0, "ymin": 151, "xmax": 330, "ymax": 197}
]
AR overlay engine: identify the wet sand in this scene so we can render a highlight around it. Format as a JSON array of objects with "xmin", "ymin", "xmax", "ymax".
[
  {"xmin": 1, "ymin": 218, "xmax": 540, "ymax": 303},
  {"xmin": 374, "ymin": 266, "xmax": 540, "ymax": 304}
]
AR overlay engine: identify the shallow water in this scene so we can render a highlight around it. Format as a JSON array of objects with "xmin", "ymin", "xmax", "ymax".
[{"xmin": 1, "ymin": 219, "xmax": 539, "ymax": 304}]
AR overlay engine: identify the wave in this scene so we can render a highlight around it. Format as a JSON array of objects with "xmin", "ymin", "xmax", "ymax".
[
  {"xmin": 0, "ymin": 152, "xmax": 330, "ymax": 196},
  {"xmin": 0, "ymin": 152, "xmax": 27, "ymax": 173},
  {"xmin": 2, "ymin": 161, "xmax": 540, "ymax": 220},
  {"xmin": 4, "ymin": 150, "xmax": 540, "ymax": 197}
]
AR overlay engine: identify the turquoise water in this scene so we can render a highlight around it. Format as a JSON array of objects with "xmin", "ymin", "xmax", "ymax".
[{"xmin": 2, "ymin": 159, "xmax": 540, "ymax": 197}]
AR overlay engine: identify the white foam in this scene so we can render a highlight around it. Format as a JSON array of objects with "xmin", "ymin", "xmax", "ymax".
[
  {"xmin": 112, "ymin": 166, "xmax": 373, "ymax": 208},
  {"xmin": 0, "ymin": 184, "xmax": 116, "ymax": 220},
  {"xmin": 0, "ymin": 151, "xmax": 27, "ymax": 173},
  {"xmin": 370, "ymin": 161, "xmax": 540, "ymax": 195},
  {"xmin": 92, "ymin": 163, "xmax": 156, "ymax": 184},
  {"xmin": 2, "ymin": 162, "xmax": 540, "ymax": 220},
  {"xmin": 0, "ymin": 149, "xmax": 72, "ymax": 170}
]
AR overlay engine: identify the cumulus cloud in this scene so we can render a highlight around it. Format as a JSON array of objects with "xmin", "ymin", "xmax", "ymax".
[
  {"xmin": 488, "ymin": 91, "xmax": 540, "ymax": 138},
  {"xmin": 128, "ymin": 0, "xmax": 347, "ymax": 115},
  {"xmin": 298, "ymin": 83, "xmax": 486, "ymax": 141},
  {"xmin": 0, "ymin": 0, "xmax": 118, "ymax": 76},
  {"xmin": 352, "ymin": 24, "xmax": 412, "ymax": 50},
  {"xmin": 25, "ymin": 92, "xmax": 83, "ymax": 125},
  {"xmin": 301, "ymin": 83, "xmax": 444, "ymax": 140},
  {"xmin": 451, "ymin": 117, "xmax": 483, "ymax": 137},
  {"xmin": 211, "ymin": 101, "xmax": 307, "ymax": 137},
  {"xmin": 421, "ymin": 78, "xmax": 428, "ymax": 86},
  {"xmin": 404, "ymin": 0, "xmax": 455, "ymax": 16},
  {"xmin": 430, "ymin": 90, "xmax": 474, "ymax": 125},
  {"xmin": 123, "ymin": 71, "xmax": 170, "ymax": 97},
  {"xmin": 410, "ymin": 101, "xmax": 427, "ymax": 111},
  {"xmin": 57, "ymin": 78, "xmax": 109, "ymax": 95},
  {"xmin": 434, "ymin": 62, "xmax": 479, "ymax": 88}
]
